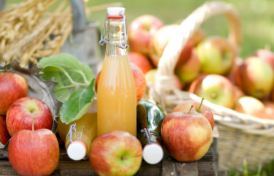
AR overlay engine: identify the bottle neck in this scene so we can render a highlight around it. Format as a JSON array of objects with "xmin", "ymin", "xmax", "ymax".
[{"xmin": 105, "ymin": 18, "xmax": 127, "ymax": 56}]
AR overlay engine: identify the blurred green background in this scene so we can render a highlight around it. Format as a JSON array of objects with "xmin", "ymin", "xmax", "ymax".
[{"xmin": 5, "ymin": 0, "xmax": 274, "ymax": 58}]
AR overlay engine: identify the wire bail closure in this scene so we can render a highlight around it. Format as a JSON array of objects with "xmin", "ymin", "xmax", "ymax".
[{"xmin": 99, "ymin": 14, "xmax": 128, "ymax": 49}]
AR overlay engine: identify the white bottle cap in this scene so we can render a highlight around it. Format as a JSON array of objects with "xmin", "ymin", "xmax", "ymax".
[
  {"xmin": 143, "ymin": 143, "xmax": 164, "ymax": 164},
  {"xmin": 67, "ymin": 140, "xmax": 87, "ymax": 161},
  {"xmin": 107, "ymin": 7, "xmax": 125, "ymax": 16}
]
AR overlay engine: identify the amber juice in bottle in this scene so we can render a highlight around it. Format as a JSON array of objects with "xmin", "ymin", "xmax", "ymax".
[{"xmin": 97, "ymin": 8, "xmax": 136, "ymax": 136}]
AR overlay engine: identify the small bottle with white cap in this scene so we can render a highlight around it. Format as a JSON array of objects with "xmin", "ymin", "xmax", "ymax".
[
  {"xmin": 97, "ymin": 7, "xmax": 137, "ymax": 137},
  {"xmin": 57, "ymin": 99, "xmax": 97, "ymax": 161}
]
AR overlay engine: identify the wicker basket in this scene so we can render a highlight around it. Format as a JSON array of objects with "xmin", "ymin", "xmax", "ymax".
[{"xmin": 148, "ymin": 1, "xmax": 274, "ymax": 173}]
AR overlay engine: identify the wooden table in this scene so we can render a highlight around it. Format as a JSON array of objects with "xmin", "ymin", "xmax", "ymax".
[{"xmin": 0, "ymin": 138, "xmax": 226, "ymax": 176}]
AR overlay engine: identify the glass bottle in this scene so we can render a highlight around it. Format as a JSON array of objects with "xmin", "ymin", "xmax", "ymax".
[{"xmin": 97, "ymin": 7, "xmax": 136, "ymax": 136}]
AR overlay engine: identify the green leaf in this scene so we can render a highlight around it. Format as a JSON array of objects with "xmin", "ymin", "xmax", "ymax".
[
  {"xmin": 39, "ymin": 53, "xmax": 94, "ymax": 85},
  {"xmin": 39, "ymin": 53, "xmax": 95, "ymax": 101},
  {"xmin": 60, "ymin": 79, "xmax": 96, "ymax": 124}
]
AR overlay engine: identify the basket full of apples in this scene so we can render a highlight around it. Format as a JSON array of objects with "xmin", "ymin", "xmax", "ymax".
[{"xmin": 127, "ymin": 0, "xmax": 274, "ymax": 173}]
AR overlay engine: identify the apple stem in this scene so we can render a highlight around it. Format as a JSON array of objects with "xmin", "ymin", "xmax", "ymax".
[
  {"xmin": 32, "ymin": 117, "xmax": 35, "ymax": 131},
  {"xmin": 197, "ymin": 98, "xmax": 205, "ymax": 112},
  {"xmin": 189, "ymin": 105, "xmax": 194, "ymax": 114}
]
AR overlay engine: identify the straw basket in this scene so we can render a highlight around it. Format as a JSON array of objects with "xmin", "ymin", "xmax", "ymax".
[{"xmin": 148, "ymin": 1, "xmax": 274, "ymax": 173}]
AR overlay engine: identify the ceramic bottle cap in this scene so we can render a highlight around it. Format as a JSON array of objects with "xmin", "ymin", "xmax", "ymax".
[
  {"xmin": 67, "ymin": 140, "xmax": 87, "ymax": 161},
  {"xmin": 143, "ymin": 143, "xmax": 164, "ymax": 164},
  {"xmin": 107, "ymin": 7, "xmax": 125, "ymax": 16}
]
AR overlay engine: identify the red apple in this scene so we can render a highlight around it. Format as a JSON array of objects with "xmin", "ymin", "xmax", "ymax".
[
  {"xmin": 90, "ymin": 130, "xmax": 143, "ymax": 176},
  {"xmin": 172, "ymin": 99, "xmax": 214, "ymax": 130},
  {"xmin": 161, "ymin": 111, "xmax": 212, "ymax": 162},
  {"xmin": 96, "ymin": 63, "xmax": 146, "ymax": 103},
  {"xmin": 252, "ymin": 49, "xmax": 274, "ymax": 71},
  {"xmin": 189, "ymin": 74, "xmax": 236, "ymax": 109},
  {"xmin": 128, "ymin": 52, "xmax": 153, "ymax": 74},
  {"xmin": 128, "ymin": 15, "xmax": 164, "ymax": 55},
  {"xmin": 0, "ymin": 72, "xmax": 28, "ymax": 115},
  {"xmin": 235, "ymin": 57, "xmax": 274, "ymax": 99},
  {"xmin": 234, "ymin": 96, "xmax": 267, "ymax": 119},
  {"xmin": 8, "ymin": 119, "xmax": 59, "ymax": 176},
  {"xmin": 145, "ymin": 69, "xmax": 183, "ymax": 90},
  {"xmin": 149, "ymin": 25, "xmax": 193, "ymax": 68},
  {"xmin": 175, "ymin": 49, "xmax": 201, "ymax": 84},
  {"xmin": 6, "ymin": 97, "xmax": 53, "ymax": 137},
  {"xmin": 0, "ymin": 115, "xmax": 9, "ymax": 145},
  {"xmin": 234, "ymin": 85, "xmax": 245, "ymax": 101},
  {"xmin": 196, "ymin": 37, "xmax": 237, "ymax": 75},
  {"xmin": 263, "ymin": 101, "xmax": 274, "ymax": 120}
]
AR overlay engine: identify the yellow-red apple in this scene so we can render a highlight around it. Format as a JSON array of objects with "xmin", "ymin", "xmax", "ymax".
[
  {"xmin": 196, "ymin": 37, "xmax": 237, "ymax": 75},
  {"xmin": 96, "ymin": 63, "xmax": 146, "ymax": 103},
  {"xmin": 252, "ymin": 49, "xmax": 274, "ymax": 71},
  {"xmin": 161, "ymin": 111, "xmax": 212, "ymax": 162},
  {"xmin": 172, "ymin": 100, "xmax": 214, "ymax": 130},
  {"xmin": 0, "ymin": 72, "xmax": 28, "ymax": 115},
  {"xmin": 8, "ymin": 120, "xmax": 59, "ymax": 176},
  {"xmin": 149, "ymin": 25, "xmax": 193, "ymax": 68},
  {"xmin": 90, "ymin": 130, "xmax": 143, "ymax": 176},
  {"xmin": 0, "ymin": 115, "xmax": 9, "ymax": 145},
  {"xmin": 128, "ymin": 52, "xmax": 153, "ymax": 74},
  {"xmin": 128, "ymin": 15, "xmax": 164, "ymax": 55},
  {"xmin": 234, "ymin": 96, "xmax": 267, "ymax": 119},
  {"xmin": 235, "ymin": 57, "xmax": 274, "ymax": 99},
  {"xmin": 6, "ymin": 97, "xmax": 53, "ymax": 136},
  {"xmin": 189, "ymin": 74, "xmax": 236, "ymax": 109},
  {"xmin": 175, "ymin": 49, "xmax": 201, "ymax": 84}
]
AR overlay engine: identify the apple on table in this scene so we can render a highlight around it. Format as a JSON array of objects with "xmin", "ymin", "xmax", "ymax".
[
  {"xmin": 6, "ymin": 97, "xmax": 53, "ymax": 136},
  {"xmin": 8, "ymin": 118, "xmax": 59, "ymax": 176},
  {"xmin": 128, "ymin": 15, "xmax": 164, "ymax": 55},
  {"xmin": 161, "ymin": 109, "xmax": 212, "ymax": 162},
  {"xmin": 0, "ymin": 72, "xmax": 28, "ymax": 115},
  {"xmin": 89, "ymin": 130, "xmax": 143, "ymax": 176},
  {"xmin": 128, "ymin": 52, "xmax": 153, "ymax": 74}
]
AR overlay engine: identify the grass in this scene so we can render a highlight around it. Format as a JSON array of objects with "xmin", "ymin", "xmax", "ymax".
[{"xmin": 4, "ymin": 0, "xmax": 274, "ymax": 175}]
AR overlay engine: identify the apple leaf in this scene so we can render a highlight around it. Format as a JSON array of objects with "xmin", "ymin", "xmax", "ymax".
[
  {"xmin": 39, "ymin": 53, "xmax": 94, "ymax": 101},
  {"xmin": 60, "ymin": 79, "xmax": 95, "ymax": 124},
  {"xmin": 38, "ymin": 53, "xmax": 96, "ymax": 124}
]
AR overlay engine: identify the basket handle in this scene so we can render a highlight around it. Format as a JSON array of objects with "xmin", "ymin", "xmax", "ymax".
[{"xmin": 154, "ymin": 1, "xmax": 241, "ymax": 94}]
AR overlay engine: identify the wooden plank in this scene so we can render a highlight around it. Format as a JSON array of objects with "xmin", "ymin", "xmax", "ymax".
[
  {"xmin": 218, "ymin": 171, "xmax": 227, "ymax": 176},
  {"xmin": 198, "ymin": 162, "xmax": 216, "ymax": 176},
  {"xmin": 162, "ymin": 152, "xmax": 199, "ymax": 176}
]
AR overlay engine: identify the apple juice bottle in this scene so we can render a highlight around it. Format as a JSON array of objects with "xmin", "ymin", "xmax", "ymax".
[
  {"xmin": 97, "ymin": 7, "xmax": 137, "ymax": 136},
  {"xmin": 57, "ymin": 99, "xmax": 97, "ymax": 161}
]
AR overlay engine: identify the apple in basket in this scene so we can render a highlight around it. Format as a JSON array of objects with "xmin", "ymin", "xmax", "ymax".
[
  {"xmin": 175, "ymin": 49, "xmax": 201, "ymax": 84},
  {"xmin": 161, "ymin": 108, "xmax": 212, "ymax": 162},
  {"xmin": 234, "ymin": 96, "xmax": 267, "ymax": 119},
  {"xmin": 90, "ymin": 130, "xmax": 143, "ymax": 176},
  {"xmin": 172, "ymin": 99, "xmax": 214, "ymax": 130},
  {"xmin": 0, "ymin": 72, "xmax": 28, "ymax": 115},
  {"xmin": 0, "ymin": 115, "xmax": 9, "ymax": 145},
  {"xmin": 96, "ymin": 63, "xmax": 146, "ymax": 103},
  {"xmin": 251, "ymin": 49, "xmax": 274, "ymax": 71},
  {"xmin": 128, "ymin": 52, "xmax": 153, "ymax": 74},
  {"xmin": 6, "ymin": 97, "xmax": 53, "ymax": 136},
  {"xmin": 145, "ymin": 69, "xmax": 183, "ymax": 90},
  {"xmin": 196, "ymin": 36, "xmax": 237, "ymax": 75},
  {"xmin": 149, "ymin": 25, "xmax": 194, "ymax": 68},
  {"xmin": 189, "ymin": 74, "xmax": 236, "ymax": 109},
  {"xmin": 191, "ymin": 29, "xmax": 206, "ymax": 46},
  {"xmin": 128, "ymin": 15, "xmax": 164, "ymax": 55},
  {"xmin": 8, "ymin": 118, "xmax": 59, "ymax": 176},
  {"xmin": 235, "ymin": 57, "xmax": 274, "ymax": 99}
]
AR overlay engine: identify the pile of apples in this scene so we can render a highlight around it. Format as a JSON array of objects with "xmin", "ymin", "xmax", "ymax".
[
  {"xmin": 0, "ymin": 72, "xmax": 59, "ymax": 176},
  {"xmin": 128, "ymin": 14, "xmax": 274, "ymax": 120}
]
